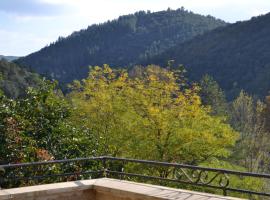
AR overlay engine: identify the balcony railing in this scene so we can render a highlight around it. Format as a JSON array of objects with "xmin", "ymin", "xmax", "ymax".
[{"xmin": 0, "ymin": 156, "xmax": 270, "ymax": 198}]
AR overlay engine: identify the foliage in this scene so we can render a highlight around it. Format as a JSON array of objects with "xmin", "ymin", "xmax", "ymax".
[
  {"xmin": 229, "ymin": 91, "xmax": 270, "ymax": 173},
  {"xmin": 149, "ymin": 13, "xmax": 270, "ymax": 99},
  {"xmin": 0, "ymin": 59, "xmax": 41, "ymax": 98},
  {"xmin": 199, "ymin": 74, "xmax": 228, "ymax": 116},
  {"xmin": 0, "ymin": 80, "xmax": 95, "ymax": 164},
  {"xmin": 17, "ymin": 8, "xmax": 226, "ymax": 85},
  {"xmin": 69, "ymin": 65, "xmax": 237, "ymax": 164}
]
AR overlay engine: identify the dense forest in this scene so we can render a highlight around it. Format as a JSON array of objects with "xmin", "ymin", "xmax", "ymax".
[
  {"xmin": 147, "ymin": 13, "xmax": 270, "ymax": 99},
  {"xmin": 0, "ymin": 59, "xmax": 41, "ymax": 98},
  {"xmin": 16, "ymin": 8, "xmax": 226, "ymax": 84}
]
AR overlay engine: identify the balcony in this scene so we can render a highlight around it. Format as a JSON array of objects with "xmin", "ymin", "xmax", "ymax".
[
  {"xmin": 0, "ymin": 178, "xmax": 242, "ymax": 200},
  {"xmin": 0, "ymin": 157, "xmax": 270, "ymax": 199}
]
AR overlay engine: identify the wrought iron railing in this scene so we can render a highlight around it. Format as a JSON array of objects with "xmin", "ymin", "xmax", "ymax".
[{"xmin": 0, "ymin": 156, "xmax": 270, "ymax": 199}]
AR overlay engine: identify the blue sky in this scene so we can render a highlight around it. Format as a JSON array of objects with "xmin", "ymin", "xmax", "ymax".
[{"xmin": 1, "ymin": 0, "xmax": 270, "ymax": 56}]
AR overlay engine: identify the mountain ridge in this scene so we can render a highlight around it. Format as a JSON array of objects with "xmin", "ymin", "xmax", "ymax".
[
  {"xmin": 146, "ymin": 13, "xmax": 270, "ymax": 99},
  {"xmin": 16, "ymin": 8, "xmax": 227, "ymax": 84}
]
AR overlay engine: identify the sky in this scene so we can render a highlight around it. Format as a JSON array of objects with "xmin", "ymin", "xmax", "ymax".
[{"xmin": 0, "ymin": 0, "xmax": 270, "ymax": 56}]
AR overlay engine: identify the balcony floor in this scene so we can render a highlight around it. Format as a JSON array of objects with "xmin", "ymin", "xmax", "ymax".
[{"xmin": 0, "ymin": 178, "xmax": 243, "ymax": 200}]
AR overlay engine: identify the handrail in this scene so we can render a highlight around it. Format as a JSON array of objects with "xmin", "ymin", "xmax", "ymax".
[
  {"xmin": 103, "ymin": 156, "xmax": 270, "ymax": 178},
  {"xmin": 0, "ymin": 157, "xmax": 103, "ymax": 168}
]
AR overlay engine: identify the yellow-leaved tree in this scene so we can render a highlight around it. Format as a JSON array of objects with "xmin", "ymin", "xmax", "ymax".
[{"xmin": 68, "ymin": 64, "xmax": 237, "ymax": 165}]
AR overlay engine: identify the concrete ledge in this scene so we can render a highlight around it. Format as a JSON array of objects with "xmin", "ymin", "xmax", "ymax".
[
  {"xmin": 0, "ymin": 179, "xmax": 96, "ymax": 200},
  {"xmin": 0, "ymin": 178, "xmax": 243, "ymax": 200}
]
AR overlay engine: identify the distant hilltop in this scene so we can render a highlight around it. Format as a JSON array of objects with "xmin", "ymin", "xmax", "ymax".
[
  {"xmin": 16, "ymin": 8, "xmax": 226, "ymax": 84},
  {"xmin": 0, "ymin": 55, "xmax": 19, "ymax": 62}
]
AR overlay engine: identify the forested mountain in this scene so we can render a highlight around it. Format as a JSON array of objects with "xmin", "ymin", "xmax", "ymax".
[
  {"xmin": 148, "ymin": 13, "xmax": 270, "ymax": 99},
  {"xmin": 0, "ymin": 60, "xmax": 41, "ymax": 98},
  {"xmin": 0, "ymin": 55, "xmax": 19, "ymax": 62},
  {"xmin": 16, "ymin": 8, "xmax": 226, "ymax": 84}
]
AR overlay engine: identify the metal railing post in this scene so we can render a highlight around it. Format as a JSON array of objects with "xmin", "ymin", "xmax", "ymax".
[
  {"xmin": 0, "ymin": 166, "xmax": 5, "ymax": 189},
  {"xmin": 102, "ymin": 157, "xmax": 107, "ymax": 178},
  {"xmin": 223, "ymin": 189, "xmax": 227, "ymax": 196}
]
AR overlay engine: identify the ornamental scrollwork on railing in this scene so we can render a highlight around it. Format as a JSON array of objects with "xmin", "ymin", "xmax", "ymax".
[{"xmin": 173, "ymin": 167, "xmax": 229, "ymax": 188}]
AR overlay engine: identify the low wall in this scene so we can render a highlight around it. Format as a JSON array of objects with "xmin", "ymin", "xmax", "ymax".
[
  {"xmin": 0, "ymin": 180, "xmax": 95, "ymax": 200},
  {"xmin": 0, "ymin": 178, "xmax": 243, "ymax": 200}
]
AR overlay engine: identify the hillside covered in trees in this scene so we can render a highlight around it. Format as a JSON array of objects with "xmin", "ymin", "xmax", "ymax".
[
  {"xmin": 16, "ymin": 8, "xmax": 226, "ymax": 84},
  {"xmin": 148, "ymin": 13, "xmax": 270, "ymax": 99},
  {"xmin": 0, "ymin": 60, "xmax": 41, "ymax": 98}
]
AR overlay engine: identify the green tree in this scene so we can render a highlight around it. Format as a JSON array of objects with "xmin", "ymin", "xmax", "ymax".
[
  {"xmin": 199, "ymin": 74, "xmax": 228, "ymax": 116},
  {"xmin": 230, "ymin": 91, "xmax": 270, "ymax": 173},
  {"xmin": 0, "ymin": 80, "xmax": 95, "ymax": 164}
]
